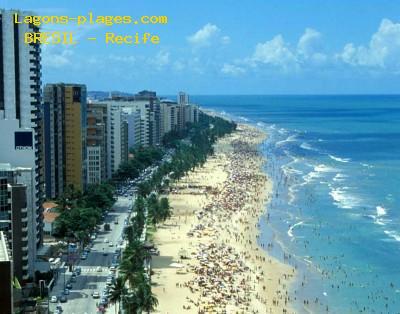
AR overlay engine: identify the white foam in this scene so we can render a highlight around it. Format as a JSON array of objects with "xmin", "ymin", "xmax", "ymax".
[
  {"xmin": 333, "ymin": 173, "xmax": 348, "ymax": 182},
  {"xmin": 288, "ymin": 221, "xmax": 304, "ymax": 238},
  {"xmin": 276, "ymin": 135, "xmax": 297, "ymax": 147},
  {"xmin": 278, "ymin": 128, "xmax": 287, "ymax": 135},
  {"xmin": 329, "ymin": 154, "xmax": 351, "ymax": 163},
  {"xmin": 329, "ymin": 187, "xmax": 361, "ymax": 209},
  {"xmin": 361, "ymin": 163, "xmax": 374, "ymax": 168},
  {"xmin": 282, "ymin": 165, "xmax": 303, "ymax": 176},
  {"xmin": 300, "ymin": 142, "xmax": 314, "ymax": 151},
  {"xmin": 376, "ymin": 206, "xmax": 387, "ymax": 217},
  {"xmin": 384, "ymin": 230, "xmax": 400, "ymax": 242},
  {"xmin": 303, "ymin": 171, "xmax": 320, "ymax": 183},
  {"xmin": 314, "ymin": 164, "xmax": 337, "ymax": 173}
]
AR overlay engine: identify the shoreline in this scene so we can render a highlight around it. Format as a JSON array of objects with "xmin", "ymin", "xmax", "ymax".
[{"xmin": 151, "ymin": 124, "xmax": 296, "ymax": 313}]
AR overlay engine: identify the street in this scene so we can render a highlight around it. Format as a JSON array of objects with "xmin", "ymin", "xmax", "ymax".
[{"xmin": 49, "ymin": 196, "xmax": 133, "ymax": 314}]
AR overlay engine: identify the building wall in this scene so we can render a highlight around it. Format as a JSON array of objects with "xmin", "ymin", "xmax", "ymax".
[
  {"xmin": 87, "ymin": 102, "xmax": 107, "ymax": 182},
  {"xmin": 0, "ymin": 168, "xmax": 32, "ymax": 281},
  {"xmin": 0, "ymin": 231, "xmax": 13, "ymax": 314},
  {"xmin": 0, "ymin": 9, "xmax": 44, "ymax": 278},
  {"xmin": 10, "ymin": 184, "xmax": 28, "ymax": 281},
  {"xmin": 43, "ymin": 84, "xmax": 87, "ymax": 196},
  {"xmin": 64, "ymin": 86, "xmax": 86, "ymax": 190},
  {"xmin": 87, "ymin": 146, "xmax": 101, "ymax": 184}
]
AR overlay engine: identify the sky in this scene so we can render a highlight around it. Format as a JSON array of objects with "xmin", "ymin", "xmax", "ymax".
[{"xmin": 3, "ymin": 0, "xmax": 400, "ymax": 94}]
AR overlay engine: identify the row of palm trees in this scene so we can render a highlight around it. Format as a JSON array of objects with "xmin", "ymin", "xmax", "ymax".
[
  {"xmin": 109, "ymin": 240, "xmax": 158, "ymax": 314},
  {"xmin": 108, "ymin": 113, "xmax": 237, "ymax": 313},
  {"xmin": 136, "ymin": 114, "xmax": 237, "ymax": 198},
  {"xmin": 109, "ymin": 193, "xmax": 158, "ymax": 313}
]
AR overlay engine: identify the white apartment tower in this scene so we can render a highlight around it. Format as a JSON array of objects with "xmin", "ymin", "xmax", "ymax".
[{"xmin": 0, "ymin": 9, "xmax": 44, "ymax": 279}]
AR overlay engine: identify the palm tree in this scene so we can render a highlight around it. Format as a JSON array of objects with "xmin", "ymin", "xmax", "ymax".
[
  {"xmin": 109, "ymin": 277, "xmax": 127, "ymax": 314},
  {"xmin": 136, "ymin": 274, "xmax": 158, "ymax": 314},
  {"xmin": 122, "ymin": 290, "xmax": 140, "ymax": 314}
]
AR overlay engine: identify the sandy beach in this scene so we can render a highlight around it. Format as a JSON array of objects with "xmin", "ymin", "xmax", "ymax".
[{"xmin": 151, "ymin": 124, "xmax": 296, "ymax": 313}]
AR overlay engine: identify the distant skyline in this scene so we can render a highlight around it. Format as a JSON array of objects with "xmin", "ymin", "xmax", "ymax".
[{"xmin": 4, "ymin": 0, "xmax": 400, "ymax": 94}]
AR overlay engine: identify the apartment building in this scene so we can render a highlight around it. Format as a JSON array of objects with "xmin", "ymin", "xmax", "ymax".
[
  {"xmin": 43, "ymin": 84, "xmax": 87, "ymax": 197},
  {"xmin": 0, "ymin": 231, "xmax": 13, "ymax": 314},
  {"xmin": 87, "ymin": 102, "xmax": 107, "ymax": 184},
  {"xmin": 106, "ymin": 105, "xmax": 128, "ymax": 178},
  {"xmin": 0, "ymin": 164, "xmax": 36, "ymax": 282},
  {"xmin": 0, "ymin": 9, "xmax": 44, "ymax": 267}
]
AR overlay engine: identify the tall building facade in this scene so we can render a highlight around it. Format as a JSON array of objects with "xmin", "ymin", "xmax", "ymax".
[
  {"xmin": 0, "ymin": 231, "xmax": 13, "ymax": 314},
  {"xmin": 160, "ymin": 100, "xmax": 180, "ymax": 135},
  {"xmin": 0, "ymin": 10, "xmax": 44, "ymax": 269},
  {"xmin": 87, "ymin": 102, "xmax": 107, "ymax": 184},
  {"xmin": 0, "ymin": 165, "xmax": 36, "ymax": 282},
  {"xmin": 106, "ymin": 105, "xmax": 128, "ymax": 178},
  {"xmin": 43, "ymin": 84, "xmax": 87, "ymax": 198}
]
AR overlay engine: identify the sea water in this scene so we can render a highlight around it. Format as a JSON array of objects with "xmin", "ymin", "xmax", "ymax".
[{"xmin": 192, "ymin": 95, "xmax": 400, "ymax": 314}]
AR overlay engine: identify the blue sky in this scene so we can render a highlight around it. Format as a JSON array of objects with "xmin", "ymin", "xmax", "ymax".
[{"xmin": 4, "ymin": 0, "xmax": 400, "ymax": 94}]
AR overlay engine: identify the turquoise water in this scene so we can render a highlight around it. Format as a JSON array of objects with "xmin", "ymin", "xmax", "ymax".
[{"xmin": 192, "ymin": 95, "xmax": 400, "ymax": 314}]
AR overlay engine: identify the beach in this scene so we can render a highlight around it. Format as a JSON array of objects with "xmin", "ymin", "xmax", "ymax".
[{"xmin": 151, "ymin": 124, "xmax": 296, "ymax": 313}]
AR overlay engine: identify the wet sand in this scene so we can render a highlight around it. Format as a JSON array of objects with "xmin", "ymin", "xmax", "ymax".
[{"xmin": 152, "ymin": 124, "xmax": 296, "ymax": 313}]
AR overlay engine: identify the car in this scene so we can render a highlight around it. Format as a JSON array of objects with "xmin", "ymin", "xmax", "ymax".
[
  {"xmin": 50, "ymin": 295, "xmax": 58, "ymax": 303},
  {"xmin": 106, "ymin": 278, "xmax": 113, "ymax": 286},
  {"xmin": 109, "ymin": 241, "xmax": 113, "ymax": 247},
  {"xmin": 75, "ymin": 267, "xmax": 81, "ymax": 275},
  {"xmin": 149, "ymin": 248, "xmax": 160, "ymax": 256},
  {"xmin": 63, "ymin": 288, "xmax": 69, "ymax": 295},
  {"xmin": 100, "ymin": 297, "xmax": 108, "ymax": 305},
  {"xmin": 92, "ymin": 291, "xmax": 100, "ymax": 298},
  {"xmin": 109, "ymin": 266, "xmax": 116, "ymax": 272},
  {"xmin": 66, "ymin": 283, "xmax": 72, "ymax": 289},
  {"xmin": 70, "ymin": 276, "xmax": 76, "ymax": 283},
  {"xmin": 104, "ymin": 238, "xmax": 109, "ymax": 243},
  {"xmin": 55, "ymin": 305, "xmax": 63, "ymax": 314},
  {"xmin": 59, "ymin": 295, "xmax": 67, "ymax": 303},
  {"xmin": 80, "ymin": 254, "xmax": 87, "ymax": 260},
  {"xmin": 96, "ymin": 266, "xmax": 102, "ymax": 272}
]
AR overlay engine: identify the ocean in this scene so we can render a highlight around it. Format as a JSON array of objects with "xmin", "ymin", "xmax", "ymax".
[{"xmin": 191, "ymin": 95, "xmax": 400, "ymax": 314}]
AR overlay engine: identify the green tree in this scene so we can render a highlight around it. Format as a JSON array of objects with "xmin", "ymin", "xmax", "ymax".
[{"xmin": 109, "ymin": 277, "xmax": 127, "ymax": 314}]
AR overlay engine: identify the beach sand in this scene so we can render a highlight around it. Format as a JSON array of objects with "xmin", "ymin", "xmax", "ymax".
[{"xmin": 151, "ymin": 125, "xmax": 296, "ymax": 313}]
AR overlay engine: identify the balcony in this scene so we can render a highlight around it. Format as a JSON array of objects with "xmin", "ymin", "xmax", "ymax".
[
  {"xmin": 22, "ymin": 246, "xmax": 28, "ymax": 252},
  {"xmin": 22, "ymin": 226, "xmax": 28, "ymax": 232}
]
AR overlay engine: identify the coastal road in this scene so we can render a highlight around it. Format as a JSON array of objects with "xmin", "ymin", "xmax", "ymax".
[{"xmin": 49, "ymin": 196, "xmax": 133, "ymax": 314}]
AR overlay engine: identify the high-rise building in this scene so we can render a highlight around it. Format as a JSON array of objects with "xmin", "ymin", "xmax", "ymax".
[
  {"xmin": 0, "ymin": 231, "xmax": 13, "ymax": 314},
  {"xmin": 0, "ymin": 9, "xmax": 44, "ymax": 263},
  {"xmin": 87, "ymin": 102, "xmax": 107, "ymax": 184},
  {"xmin": 43, "ymin": 84, "xmax": 87, "ymax": 198},
  {"xmin": 160, "ymin": 100, "xmax": 180, "ymax": 136},
  {"xmin": 178, "ymin": 91, "xmax": 189, "ymax": 106},
  {"xmin": 122, "ymin": 108, "xmax": 142, "ymax": 148},
  {"xmin": 0, "ymin": 164, "xmax": 36, "ymax": 282},
  {"xmin": 106, "ymin": 105, "xmax": 128, "ymax": 178}
]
